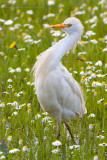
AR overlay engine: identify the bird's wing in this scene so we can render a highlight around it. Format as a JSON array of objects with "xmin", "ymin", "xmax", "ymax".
[{"xmin": 56, "ymin": 64, "xmax": 87, "ymax": 117}]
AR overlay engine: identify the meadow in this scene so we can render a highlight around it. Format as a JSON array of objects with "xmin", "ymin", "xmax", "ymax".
[{"xmin": 0, "ymin": 0, "xmax": 107, "ymax": 159}]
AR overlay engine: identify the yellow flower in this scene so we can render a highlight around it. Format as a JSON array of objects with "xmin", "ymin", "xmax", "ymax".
[
  {"xmin": 4, "ymin": 55, "xmax": 8, "ymax": 59},
  {"xmin": 2, "ymin": 119, "xmax": 6, "ymax": 123},
  {"xmin": 28, "ymin": 17, "xmax": 32, "ymax": 21},
  {"xmin": 78, "ymin": 58, "xmax": 86, "ymax": 62},
  {"xmin": 75, "ymin": 7, "xmax": 78, "ymax": 11},
  {"xmin": 19, "ymin": 139, "xmax": 23, "ymax": 145},
  {"xmin": 88, "ymin": 6, "xmax": 91, "ymax": 9},
  {"xmin": 104, "ymin": 102, "xmax": 107, "ymax": 106},
  {"xmin": 17, "ymin": 10, "xmax": 21, "ymax": 13},
  {"xmin": 59, "ymin": 8, "xmax": 64, "ymax": 12},
  {"xmin": 7, "ymin": 136, "xmax": 12, "ymax": 141},
  {"xmin": 14, "ymin": 54, "xmax": 18, "ymax": 57},
  {"xmin": 98, "ymin": 38, "xmax": 105, "ymax": 41},
  {"xmin": 10, "ymin": 41, "xmax": 17, "ymax": 49},
  {"xmin": 23, "ymin": 146, "xmax": 28, "ymax": 151},
  {"xmin": 66, "ymin": 52, "xmax": 69, "ymax": 55},
  {"xmin": 28, "ymin": 109, "xmax": 32, "ymax": 113},
  {"xmin": 81, "ymin": 67, "xmax": 84, "ymax": 70},
  {"xmin": 69, "ymin": 67, "xmax": 72, "ymax": 71},
  {"xmin": 53, "ymin": 124, "xmax": 56, "ymax": 127},
  {"xmin": 81, "ymin": 41, "xmax": 85, "ymax": 44}
]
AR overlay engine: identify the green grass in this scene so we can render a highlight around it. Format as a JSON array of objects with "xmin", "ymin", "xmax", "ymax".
[{"xmin": 0, "ymin": 0, "xmax": 107, "ymax": 159}]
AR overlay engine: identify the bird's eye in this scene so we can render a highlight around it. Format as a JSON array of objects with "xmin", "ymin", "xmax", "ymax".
[
  {"xmin": 63, "ymin": 24, "xmax": 72, "ymax": 28},
  {"xmin": 68, "ymin": 24, "xmax": 72, "ymax": 27}
]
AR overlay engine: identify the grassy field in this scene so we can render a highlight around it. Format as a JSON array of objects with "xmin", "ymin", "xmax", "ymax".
[{"xmin": 0, "ymin": 0, "xmax": 107, "ymax": 159}]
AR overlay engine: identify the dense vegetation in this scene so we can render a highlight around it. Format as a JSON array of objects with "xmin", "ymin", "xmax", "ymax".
[{"xmin": 0, "ymin": 0, "xmax": 107, "ymax": 159}]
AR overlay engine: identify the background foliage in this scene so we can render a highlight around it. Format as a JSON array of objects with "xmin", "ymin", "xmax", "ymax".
[{"xmin": 0, "ymin": 0, "xmax": 107, "ymax": 159}]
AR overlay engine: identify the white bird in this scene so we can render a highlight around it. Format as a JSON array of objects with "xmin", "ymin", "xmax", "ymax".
[{"xmin": 33, "ymin": 17, "xmax": 87, "ymax": 140}]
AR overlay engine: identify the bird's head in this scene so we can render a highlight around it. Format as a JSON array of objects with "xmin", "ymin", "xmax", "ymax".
[{"xmin": 51, "ymin": 17, "xmax": 84, "ymax": 38}]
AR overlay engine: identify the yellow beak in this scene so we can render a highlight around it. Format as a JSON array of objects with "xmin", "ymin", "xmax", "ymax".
[{"xmin": 51, "ymin": 23, "xmax": 72, "ymax": 29}]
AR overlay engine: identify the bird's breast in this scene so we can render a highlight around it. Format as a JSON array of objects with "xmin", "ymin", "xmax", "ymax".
[{"xmin": 36, "ymin": 71, "xmax": 59, "ymax": 111}]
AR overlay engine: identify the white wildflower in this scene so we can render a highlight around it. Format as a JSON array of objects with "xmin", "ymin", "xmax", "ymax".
[
  {"xmin": 74, "ymin": 10, "xmax": 85, "ymax": 15},
  {"xmin": 7, "ymin": 136, "xmax": 12, "ymax": 141},
  {"xmin": 0, "ymin": 151, "xmax": 3, "ymax": 155},
  {"xmin": 26, "ymin": 10, "xmax": 33, "ymax": 15},
  {"xmin": 35, "ymin": 114, "xmax": 41, "ymax": 119},
  {"xmin": 48, "ymin": 0, "xmax": 55, "ymax": 6},
  {"xmin": 0, "ymin": 19, "xmax": 5, "ymax": 23},
  {"xmin": 43, "ymin": 23, "xmax": 50, "ymax": 28},
  {"xmin": 0, "ymin": 155, "xmax": 5, "ymax": 159},
  {"xmin": 18, "ymin": 48, "xmax": 25, "ymax": 51},
  {"xmin": 78, "ymin": 52, "xmax": 86, "ymax": 56},
  {"xmin": 19, "ymin": 139, "xmax": 23, "ymax": 145},
  {"xmin": 102, "ymin": 48, "xmax": 107, "ymax": 52},
  {"xmin": 9, "ymin": 68, "xmax": 15, "ymax": 73},
  {"xmin": 32, "ymin": 39, "xmax": 41, "ymax": 44},
  {"xmin": 42, "ymin": 116, "xmax": 51, "ymax": 122},
  {"xmin": 85, "ymin": 16, "xmax": 97, "ymax": 24},
  {"xmin": 0, "ymin": 52, "xmax": 4, "ymax": 56},
  {"xmin": 12, "ymin": 101, "xmax": 18, "ymax": 107},
  {"xmin": 86, "ymin": 70, "xmax": 92, "ymax": 75},
  {"xmin": 103, "ymin": 17, "xmax": 107, "ymax": 24},
  {"xmin": 93, "ymin": 6, "xmax": 98, "ymax": 11},
  {"xmin": 52, "ymin": 31, "xmax": 62, "ymax": 37},
  {"xmin": 90, "ymin": 73, "xmax": 96, "ymax": 78},
  {"xmin": 27, "ymin": 82, "xmax": 31, "ymax": 85},
  {"xmin": 95, "ymin": 61, "xmax": 102, "ymax": 66},
  {"xmin": 98, "ymin": 143, "xmax": 107, "ymax": 146},
  {"xmin": 51, "ymin": 148, "xmax": 60, "ymax": 153},
  {"xmin": 14, "ymin": 23, "xmax": 21, "ymax": 29},
  {"xmin": 80, "ymin": 3, "xmax": 86, "ymax": 9},
  {"xmin": 84, "ymin": 30, "xmax": 96, "ymax": 39},
  {"xmin": 96, "ymin": 135, "xmax": 104, "ymax": 139},
  {"xmin": 90, "ymin": 39, "xmax": 98, "ymax": 44},
  {"xmin": 85, "ymin": 61, "xmax": 93, "ymax": 64},
  {"xmin": 97, "ymin": 98, "xmax": 104, "ymax": 104},
  {"xmin": 22, "ymin": 146, "xmax": 28, "ymax": 152},
  {"xmin": 8, "ymin": 0, "xmax": 16, "ymax": 4},
  {"xmin": 1, "ymin": 4, "xmax": 6, "ymax": 8},
  {"xmin": 98, "ymin": 0, "xmax": 105, "ymax": 5},
  {"xmin": 25, "ymin": 68, "xmax": 30, "ymax": 72},
  {"xmin": 80, "ymin": 71, "xmax": 85, "ymax": 75},
  {"xmin": 90, "ymin": 23, "xmax": 97, "ymax": 29},
  {"xmin": 15, "ymin": 67, "xmax": 21, "ymax": 72},
  {"xmin": 8, "ymin": 85, "xmax": 12, "ymax": 88},
  {"xmin": 88, "ymin": 113, "xmax": 95, "ymax": 118},
  {"xmin": 94, "ymin": 155, "xmax": 98, "ymax": 160},
  {"xmin": 12, "ymin": 111, "xmax": 18, "ymax": 115},
  {"xmin": 0, "ymin": 102, "xmax": 5, "ymax": 108},
  {"xmin": 47, "ymin": 13, "xmax": 55, "ymax": 18},
  {"xmin": 97, "ymin": 74, "xmax": 105, "ymax": 78},
  {"xmin": 105, "ymin": 63, "xmax": 107, "ymax": 68},
  {"xmin": 89, "ymin": 124, "xmax": 93, "ymax": 130},
  {"xmin": 52, "ymin": 140, "xmax": 62, "ymax": 146},
  {"xmin": 4, "ymin": 20, "xmax": 13, "ymax": 25},
  {"xmin": 69, "ymin": 145, "xmax": 80, "ymax": 149},
  {"xmin": 7, "ymin": 78, "xmax": 12, "ymax": 82},
  {"xmin": 9, "ymin": 148, "xmax": 20, "ymax": 153}
]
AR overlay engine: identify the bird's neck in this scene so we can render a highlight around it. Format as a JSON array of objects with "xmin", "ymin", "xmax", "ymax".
[
  {"xmin": 34, "ymin": 33, "xmax": 79, "ymax": 80},
  {"xmin": 48, "ymin": 33, "xmax": 79, "ymax": 68}
]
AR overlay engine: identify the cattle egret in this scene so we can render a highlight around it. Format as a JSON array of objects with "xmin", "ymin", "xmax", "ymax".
[{"xmin": 33, "ymin": 17, "xmax": 87, "ymax": 140}]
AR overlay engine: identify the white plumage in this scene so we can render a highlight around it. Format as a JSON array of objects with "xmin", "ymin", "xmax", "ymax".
[{"xmin": 33, "ymin": 17, "xmax": 87, "ymax": 140}]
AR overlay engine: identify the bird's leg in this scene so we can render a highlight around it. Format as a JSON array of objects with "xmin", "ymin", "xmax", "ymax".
[
  {"xmin": 63, "ymin": 121, "xmax": 75, "ymax": 143},
  {"xmin": 56, "ymin": 122, "xmax": 60, "ymax": 140}
]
